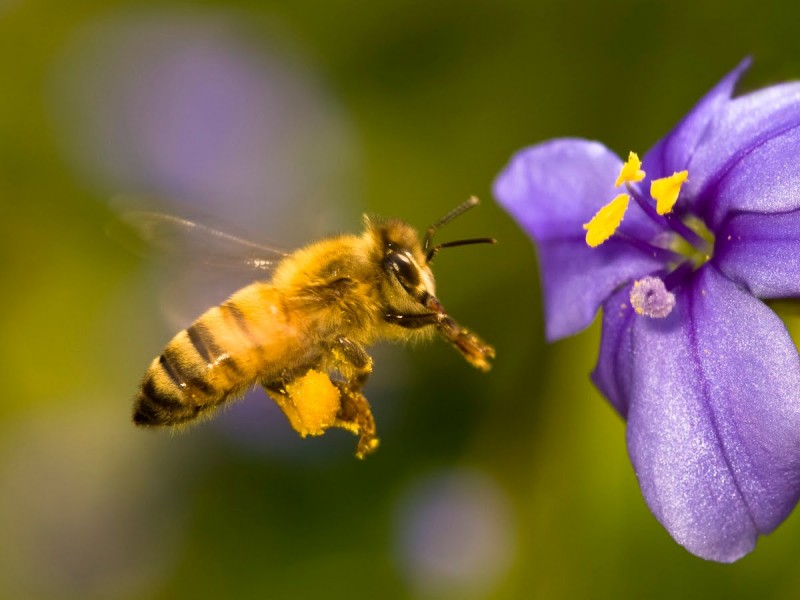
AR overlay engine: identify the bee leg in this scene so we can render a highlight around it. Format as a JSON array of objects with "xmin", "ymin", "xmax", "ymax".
[
  {"xmin": 384, "ymin": 311, "xmax": 440, "ymax": 329},
  {"xmin": 262, "ymin": 339, "xmax": 379, "ymax": 458},
  {"xmin": 435, "ymin": 314, "xmax": 495, "ymax": 372},
  {"xmin": 331, "ymin": 381, "xmax": 379, "ymax": 459},
  {"xmin": 263, "ymin": 369, "xmax": 378, "ymax": 458},
  {"xmin": 327, "ymin": 336, "xmax": 373, "ymax": 390},
  {"xmin": 263, "ymin": 369, "xmax": 343, "ymax": 439},
  {"xmin": 386, "ymin": 309, "xmax": 494, "ymax": 372},
  {"xmin": 325, "ymin": 337, "xmax": 379, "ymax": 458},
  {"xmin": 263, "ymin": 372, "xmax": 306, "ymax": 436},
  {"xmin": 263, "ymin": 369, "xmax": 296, "ymax": 397}
]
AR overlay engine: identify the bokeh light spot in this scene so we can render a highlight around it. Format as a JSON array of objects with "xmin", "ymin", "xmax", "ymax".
[{"xmin": 394, "ymin": 468, "xmax": 516, "ymax": 598}]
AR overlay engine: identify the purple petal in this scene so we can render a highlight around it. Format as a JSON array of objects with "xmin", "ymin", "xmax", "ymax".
[
  {"xmin": 493, "ymin": 139, "xmax": 663, "ymax": 340},
  {"xmin": 715, "ymin": 209, "xmax": 800, "ymax": 298},
  {"xmin": 643, "ymin": 59, "xmax": 751, "ymax": 181},
  {"xmin": 697, "ymin": 123, "xmax": 800, "ymax": 229},
  {"xmin": 625, "ymin": 266, "xmax": 800, "ymax": 562},
  {"xmin": 534, "ymin": 238, "xmax": 663, "ymax": 340},
  {"xmin": 687, "ymin": 80, "xmax": 800, "ymax": 225},
  {"xmin": 591, "ymin": 284, "xmax": 635, "ymax": 418},
  {"xmin": 493, "ymin": 139, "xmax": 666, "ymax": 241}
]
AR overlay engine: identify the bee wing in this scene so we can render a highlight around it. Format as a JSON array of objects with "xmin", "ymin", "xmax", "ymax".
[{"xmin": 115, "ymin": 211, "xmax": 290, "ymax": 272}]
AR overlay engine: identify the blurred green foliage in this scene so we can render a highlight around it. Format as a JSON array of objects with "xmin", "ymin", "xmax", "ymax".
[{"xmin": 2, "ymin": 1, "xmax": 800, "ymax": 599}]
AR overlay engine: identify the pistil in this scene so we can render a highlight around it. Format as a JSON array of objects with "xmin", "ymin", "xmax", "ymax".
[{"xmin": 630, "ymin": 276, "xmax": 676, "ymax": 318}]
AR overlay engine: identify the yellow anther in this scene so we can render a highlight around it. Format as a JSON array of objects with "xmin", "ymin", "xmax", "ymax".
[
  {"xmin": 615, "ymin": 152, "xmax": 646, "ymax": 187},
  {"xmin": 650, "ymin": 171, "xmax": 688, "ymax": 215},
  {"xmin": 583, "ymin": 193, "xmax": 630, "ymax": 248}
]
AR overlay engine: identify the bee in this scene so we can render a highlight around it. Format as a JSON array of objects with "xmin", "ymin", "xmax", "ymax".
[{"xmin": 131, "ymin": 197, "xmax": 495, "ymax": 457}]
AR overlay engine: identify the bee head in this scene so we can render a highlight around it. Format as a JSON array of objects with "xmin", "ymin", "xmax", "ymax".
[
  {"xmin": 382, "ymin": 225, "xmax": 436, "ymax": 307},
  {"xmin": 363, "ymin": 218, "xmax": 434, "ymax": 311},
  {"xmin": 369, "ymin": 197, "xmax": 496, "ymax": 313}
]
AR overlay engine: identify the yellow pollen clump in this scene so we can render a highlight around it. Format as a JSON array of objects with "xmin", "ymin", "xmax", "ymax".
[
  {"xmin": 615, "ymin": 152, "xmax": 646, "ymax": 187},
  {"xmin": 283, "ymin": 369, "xmax": 341, "ymax": 436},
  {"xmin": 650, "ymin": 171, "xmax": 688, "ymax": 215},
  {"xmin": 583, "ymin": 193, "xmax": 630, "ymax": 248}
]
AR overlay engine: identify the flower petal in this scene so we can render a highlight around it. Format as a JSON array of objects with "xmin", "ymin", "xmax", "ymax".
[
  {"xmin": 625, "ymin": 266, "xmax": 800, "ymax": 562},
  {"xmin": 642, "ymin": 58, "xmax": 751, "ymax": 181},
  {"xmin": 494, "ymin": 139, "xmax": 663, "ymax": 340},
  {"xmin": 591, "ymin": 284, "xmax": 636, "ymax": 418},
  {"xmin": 715, "ymin": 209, "xmax": 800, "ymax": 298},
  {"xmin": 697, "ymin": 123, "xmax": 800, "ymax": 229},
  {"xmin": 493, "ymin": 139, "xmax": 663, "ymax": 241},
  {"xmin": 686, "ymin": 79, "xmax": 800, "ymax": 224},
  {"xmin": 534, "ymin": 237, "xmax": 662, "ymax": 340}
]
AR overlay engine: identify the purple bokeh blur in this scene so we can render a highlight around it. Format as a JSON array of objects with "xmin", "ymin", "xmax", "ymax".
[{"xmin": 50, "ymin": 8, "xmax": 358, "ymax": 245}]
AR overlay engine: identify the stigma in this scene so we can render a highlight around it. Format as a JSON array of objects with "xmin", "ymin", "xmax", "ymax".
[{"xmin": 630, "ymin": 276, "xmax": 675, "ymax": 318}]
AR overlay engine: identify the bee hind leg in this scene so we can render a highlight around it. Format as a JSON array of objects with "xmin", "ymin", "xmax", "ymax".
[
  {"xmin": 263, "ymin": 373, "xmax": 309, "ymax": 438},
  {"xmin": 262, "ymin": 368, "xmax": 379, "ymax": 459},
  {"xmin": 261, "ymin": 337, "xmax": 379, "ymax": 458},
  {"xmin": 331, "ymin": 381, "xmax": 379, "ymax": 459},
  {"xmin": 262, "ymin": 369, "xmax": 342, "ymax": 439},
  {"xmin": 325, "ymin": 337, "xmax": 379, "ymax": 458}
]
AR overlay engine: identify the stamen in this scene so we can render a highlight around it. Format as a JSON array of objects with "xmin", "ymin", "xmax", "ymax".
[
  {"xmin": 613, "ymin": 233, "xmax": 684, "ymax": 263},
  {"xmin": 615, "ymin": 152, "xmax": 646, "ymax": 187},
  {"xmin": 630, "ymin": 276, "xmax": 675, "ymax": 318},
  {"xmin": 650, "ymin": 171, "xmax": 688, "ymax": 215},
  {"xmin": 583, "ymin": 194, "xmax": 629, "ymax": 248},
  {"xmin": 626, "ymin": 180, "xmax": 710, "ymax": 254}
]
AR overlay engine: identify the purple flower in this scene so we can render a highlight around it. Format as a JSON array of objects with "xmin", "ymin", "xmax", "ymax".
[{"xmin": 493, "ymin": 59, "xmax": 800, "ymax": 562}]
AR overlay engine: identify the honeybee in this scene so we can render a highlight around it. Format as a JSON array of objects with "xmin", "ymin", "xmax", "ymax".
[{"xmin": 131, "ymin": 197, "xmax": 495, "ymax": 458}]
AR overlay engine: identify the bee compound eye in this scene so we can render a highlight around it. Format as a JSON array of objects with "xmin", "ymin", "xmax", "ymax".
[{"xmin": 385, "ymin": 252, "xmax": 421, "ymax": 289}]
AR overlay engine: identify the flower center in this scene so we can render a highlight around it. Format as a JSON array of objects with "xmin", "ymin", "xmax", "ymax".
[
  {"xmin": 668, "ymin": 215, "xmax": 714, "ymax": 270},
  {"xmin": 582, "ymin": 151, "xmax": 717, "ymax": 319}
]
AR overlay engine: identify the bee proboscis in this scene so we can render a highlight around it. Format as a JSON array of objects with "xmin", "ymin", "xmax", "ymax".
[{"xmin": 131, "ymin": 197, "xmax": 495, "ymax": 457}]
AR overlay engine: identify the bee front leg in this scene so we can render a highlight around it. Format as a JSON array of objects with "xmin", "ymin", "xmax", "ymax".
[
  {"xmin": 385, "ymin": 309, "xmax": 494, "ymax": 372},
  {"xmin": 384, "ymin": 311, "xmax": 440, "ymax": 329}
]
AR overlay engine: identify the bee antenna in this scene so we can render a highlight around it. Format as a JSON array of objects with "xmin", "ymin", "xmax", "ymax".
[
  {"xmin": 426, "ymin": 237, "xmax": 497, "ymax": 263},
  {"xmin": 423, "ymin": 196, "xmax": 480, "ymax": 254}
]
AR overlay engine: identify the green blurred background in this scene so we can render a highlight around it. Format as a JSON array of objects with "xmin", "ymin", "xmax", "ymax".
[{"xmin": 2, "ymin": 1, "xmax": 800, "ymax": 598}]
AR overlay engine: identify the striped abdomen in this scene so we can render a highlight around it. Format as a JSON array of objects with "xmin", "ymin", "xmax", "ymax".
[{"xmin": 133, "ymin": 283, "xmax": 297, "ymax": 426}]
